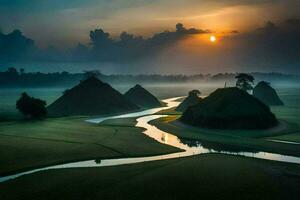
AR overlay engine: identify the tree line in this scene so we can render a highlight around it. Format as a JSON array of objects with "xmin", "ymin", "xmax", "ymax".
[{"xmin": 0, "ymin": 67, "xmax": 299, "ymax": 88}]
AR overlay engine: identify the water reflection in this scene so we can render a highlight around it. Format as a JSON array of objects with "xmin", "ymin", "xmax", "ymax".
[
  {"xmin": 136, "ymin": 113, "xmax": 300, "ymax": 166},
  {"xmin": 179, "ymin": 138, "xmax": 259, "ymax": 153},
  {"xmin": 85, "ymin": 97, "xmax": 183, "ymax": 124}
]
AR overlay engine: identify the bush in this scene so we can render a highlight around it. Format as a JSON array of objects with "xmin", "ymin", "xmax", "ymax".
[{"xmin": 16, "ymin": 92, "xmax": 47, "ymax": 119}]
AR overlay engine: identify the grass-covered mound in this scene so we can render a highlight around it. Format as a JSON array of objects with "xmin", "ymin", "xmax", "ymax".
[
  {"xmin": 180, "ymin": 87, "xmax": 278, "ymax": 129},
  {"xmin": 253, "ymin": 81, "xmax": 284, "ymax": 106},
  {"xmin": 47, "ymin": 77, "xmax": 139, "ymax": 116},
  {"xmin": 124, "ymin": 84, "xmax": 162, "ymax": 108},
  {"xmin": 176, "ymin": 90, "xmax": 201, "ymax": 112}
]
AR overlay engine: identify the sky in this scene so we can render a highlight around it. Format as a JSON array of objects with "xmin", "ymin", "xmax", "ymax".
[
  {"xmin": 0, "ymin": 0, "xmax": 299, "ymax": 74},
  {"xmin": 0, "ymin": 0, "xmax": 298, "ymax": 47}
]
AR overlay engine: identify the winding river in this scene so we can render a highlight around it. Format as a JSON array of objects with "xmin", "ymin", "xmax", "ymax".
[{"xmin": 1, "ymin": 97, "xmax": 300, "ymax": 183}]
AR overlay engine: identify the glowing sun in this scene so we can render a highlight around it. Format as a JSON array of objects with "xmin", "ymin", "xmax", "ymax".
[{"xmin": 210, "ymin": 35, "xmax": 216, "ymax": 42}]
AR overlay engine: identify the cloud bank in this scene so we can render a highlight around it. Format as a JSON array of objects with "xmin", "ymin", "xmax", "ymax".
[
  {"xmin": 0, "ymin": 23, "xmax": 209, "ymax": 62},
  {"xmin": 0, "ymin": 20, "xmax": 299, "ymax": 74}
]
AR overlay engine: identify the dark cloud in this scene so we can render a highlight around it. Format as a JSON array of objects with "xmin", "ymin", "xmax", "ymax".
[
  {"xmin": 285, "ymin": 18, "xmax": 300, "ymax": 25},
  {"xmin": 89, "ymin": 29, "xmax": 114, "ymax": 51},
  {"xmin": 0, "ymin": 23, "xmax": 209, "ymax": 62},
  {"xmin": 256, "ymin": 21, "xmax": 277, "ymax": 32},
  {"xmin": 0, "ymin": 29, "xmax": 36, "ymax": 61},
  {"xmin": 145, "ymin": 23, "xmax": 209, "ymax": 50},
  {"xmin": 226, "ymin": 18, "xmax": 300, "ymax": 72},
  {"xmin": 88, "ymin": 23, "xmax": 209, "ymax": 61},
  {"xmin": 175, "ymin": 23, "xmax": 210, "ymax": 34},
  {"xmin": 0, "ymin": 0, "xmax": 98, "ymax": 11}
]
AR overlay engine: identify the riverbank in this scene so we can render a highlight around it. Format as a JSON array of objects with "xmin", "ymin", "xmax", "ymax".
[
  {"xmin": 151, "ymin": 115, "xmax": 300, "ymax": 157},
  {"xmin": 1, "ymin": 154, "xmax": 300, "ymax": 200}
]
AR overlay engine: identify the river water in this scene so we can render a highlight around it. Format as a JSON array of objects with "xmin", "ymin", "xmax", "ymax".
[{"xmin": 1, "ymin": 97, "xmax": 300, "ymax": 183}]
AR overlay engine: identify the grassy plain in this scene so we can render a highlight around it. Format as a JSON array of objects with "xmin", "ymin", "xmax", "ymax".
[
  {"xmin": 1, "ymin": 154, "xmax": 300, "ymax": 200},
  {"xmin": 0, "ymin": 85, "xmax": 300, "ymax": 200},
  {"xmin": 269, "ymin": 133, "xmax": 300, "ymax": 143},
  {"xmin": 0, "ymin": 117, "xmax": 180, "ymax": 176}
]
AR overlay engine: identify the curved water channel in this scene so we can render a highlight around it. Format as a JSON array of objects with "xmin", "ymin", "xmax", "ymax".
[{"xmin": 1, "ymin": 97, "xmax": 300, "ymax": 183}]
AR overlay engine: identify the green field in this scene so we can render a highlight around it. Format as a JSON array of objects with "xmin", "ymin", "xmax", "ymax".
[
  {"xmin": 1, "ymin": 154, "xmax": 300, "ymax": 200},
  {"xmin": 0, "ymin": 86, "xmax": 299, "ymax": 173},
  {"xmin": 269, "ymin": 133, "xmax": 300, "ymax": 143},
  {"xmin": 0, "ymin": 84, "xmax": 217, "ymax": 176},
  {"xmin": 271, "ymin": 88, "xmax": 300, "ymax": 126},
  {"xmin": 0, "ymin": 117, "xmax": 180, "ymax": 176},
  {"xmin": 267, "ymin": 88, "xmax": 300, "ymax": 142},
  {"xmin": 0, "ymin": 85, "xmax": 300, "ymax": 199}
]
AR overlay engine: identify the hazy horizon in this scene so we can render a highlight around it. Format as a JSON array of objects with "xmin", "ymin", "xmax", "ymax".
[{"xmin": 0, "ymin": 61, "xmax": 299, "ymax": 75}]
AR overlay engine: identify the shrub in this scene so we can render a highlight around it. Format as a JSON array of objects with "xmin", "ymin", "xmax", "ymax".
[{"xmin": 16, "ymin": 92, "xmax": 47, "ymax": 119}]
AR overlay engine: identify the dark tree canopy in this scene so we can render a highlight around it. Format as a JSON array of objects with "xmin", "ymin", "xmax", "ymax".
[
  {"xmin": 235, "ymin": 73, "xmax": 255, "ymax": 92},
  {"xmin": 83, "ymin": 70, "xmax": 102, "ymax": 79},
  {"xmin": 189, "ymin": 89, "xmax": 201, "ymax": 96},
  {"xmin": 176, "ymin": 89, "xmax": 202, "ymax": 112},
  {"xmin": 16, "ymin": 92, "xmax": 47, "ymax": 119}
]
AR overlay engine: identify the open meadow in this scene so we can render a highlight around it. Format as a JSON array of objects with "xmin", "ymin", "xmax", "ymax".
[
  {"xmin": 0, "ymin": 84, "xmax": 300, "ymax": 200},
  {"xmin": 1, "ymin": 154, "xmax": 300, "ymax": 200}
]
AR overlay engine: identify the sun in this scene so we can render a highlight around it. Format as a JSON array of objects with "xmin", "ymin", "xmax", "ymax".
[{"xmin": 210, "ymin": 35, "xmax": 216, "ymax": 42}]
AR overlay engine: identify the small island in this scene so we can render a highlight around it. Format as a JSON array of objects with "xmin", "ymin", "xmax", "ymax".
[{"xmin": 180, "ymin": 87, "xmax": 278, "ymax": 129}]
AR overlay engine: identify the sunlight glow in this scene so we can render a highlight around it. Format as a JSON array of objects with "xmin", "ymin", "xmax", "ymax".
[{"xmin": 210, "ymin": 35, "xmax": 216, "ymax": 42}]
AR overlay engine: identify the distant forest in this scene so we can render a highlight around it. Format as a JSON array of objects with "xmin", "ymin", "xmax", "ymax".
[{"xmin": 0, "ymin": 67, "xmax": 299, "ymax": 88}]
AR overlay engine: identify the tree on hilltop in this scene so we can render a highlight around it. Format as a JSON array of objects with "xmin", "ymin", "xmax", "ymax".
[{"xmin": 235, "ymin": 73, "xmax": 254, "ymax": 92}]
